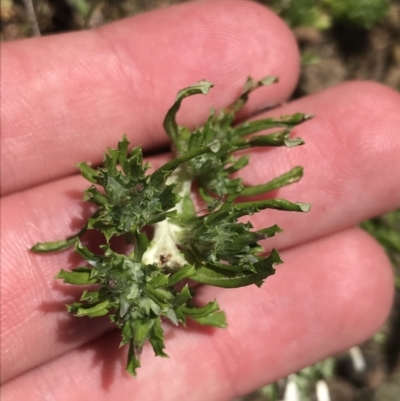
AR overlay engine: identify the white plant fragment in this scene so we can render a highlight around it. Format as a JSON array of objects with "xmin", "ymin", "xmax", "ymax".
[{"xmin": 316, "ymin": 380, "xmax": 331, "ymax": 401}]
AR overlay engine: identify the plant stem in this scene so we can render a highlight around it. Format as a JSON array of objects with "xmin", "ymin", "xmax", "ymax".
[{"xmin": 142, "ymin": 167, "xmax": 192, "ymax": 269}]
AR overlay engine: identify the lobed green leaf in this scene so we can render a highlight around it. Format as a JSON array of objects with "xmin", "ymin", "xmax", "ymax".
[{"xmin": 55, "ymin": 268, "xmax": 97, "ymax": 285}]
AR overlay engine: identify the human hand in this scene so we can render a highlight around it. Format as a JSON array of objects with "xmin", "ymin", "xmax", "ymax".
[{"xmin": 1, "ymin": 1, "xmax": 399, "ymax": 400}]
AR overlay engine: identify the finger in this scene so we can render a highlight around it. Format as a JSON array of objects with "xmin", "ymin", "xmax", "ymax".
[
  {"xmin": 2, "ymin": 80, "xmax": 400, "ymax": 382},
  {"xmin": 0, "ymin": 176, "xmax": 110, "ymax": 383},
  {"xmin": 244, "ymin": 81, "xmax": 400, "ymax": 249},
  {"xmin": 1, "ymin": 165, "xmax": 170, "ymax": 383},
  {"xmin": 1, "ymin": 0, "xmax": 299, "ymax": 195},
  {"xmin": 1, "ymin": 228, "xmax": 394, "ymax": 400}
]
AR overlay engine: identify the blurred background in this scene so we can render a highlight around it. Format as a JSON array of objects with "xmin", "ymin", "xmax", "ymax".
[{"xmin": 1, "ymin": 1, "xmax": 399, "ymax": 400}]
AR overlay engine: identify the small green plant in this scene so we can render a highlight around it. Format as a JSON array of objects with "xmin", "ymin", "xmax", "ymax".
[
  {"xmin": 268, "ymin": 0, "xmax": 330, "ymax": 30},
  {"xmin": 322, "ymin": 0, "xmax": 390, "ymax": 29},
  {"xmin": 362, "ymin": 209, "xmax": 400, "ymax": 289},
  {"xmin": 267, "ymin": 0, "xmax": 390, "ymax": 30},
  {"xmin": 31, "ymin": 77, "xmax": 311, "ymax": 375},
  {"xmin": 257, "ymin": 357, "xmax": 335, "ymax": 401}
]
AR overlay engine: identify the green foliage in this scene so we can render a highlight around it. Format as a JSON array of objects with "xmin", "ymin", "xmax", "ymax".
[
  {"xmin": 322, "ymin": 0, "xmax": 390, "ymax": 29},
  {"xmin": 268, "ymin": 0, "xmax": 330, "ymax": 29},
  {"xmin": 31, "ymin": 77, "xmax": 311, "ymax": 375},
  {"xmin": 267, "ymin": 0, "xmax": 390, "ymax": 30},
  {"xmin": 362, "ymin": 209, "xmax": 400, "ymax": 289},
  {"xmin": 260, "ymin": 357, "xmax": 335, "ymax": 400}
]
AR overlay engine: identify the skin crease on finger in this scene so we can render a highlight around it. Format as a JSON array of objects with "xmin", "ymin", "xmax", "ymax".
[
  {"xmin": 1, "ymin": 228, "xmax": 394, "ymax": 401},
  {"xmin": 0, "ymin": 0, "xmax": 300, "ymax": 195},
  {"xmin": 1, "ymin": 80, "xmax": 400, "ymax": 383}
]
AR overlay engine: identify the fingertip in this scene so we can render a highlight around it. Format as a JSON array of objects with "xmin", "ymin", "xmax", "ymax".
[
  {"xmin": 200, "ymin": 0, "xmax": 301, "ymax": 107},
  {"xmin": 220, "ymin": 228, "xmax": 395, "ymax": 396},
  {"xmin": 2, "ymin": 0, "xmax": 300, "ymax": 195},
  {"xmin": 95, "ymin": 0, "xmax": 301, "ymax": 120},
  {"xmin": 334, "ymin": 79, "xmax": 400, "ymax": 104},
  {"xmin": 245, "ymin": 79, "xmax": 400, "ymax": 250},
  {"xmin": 340, "ymin": 228, "xmax": 395, "ymax": 337}
]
